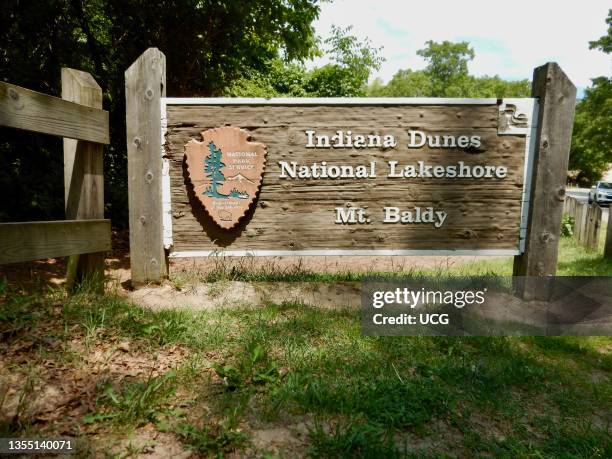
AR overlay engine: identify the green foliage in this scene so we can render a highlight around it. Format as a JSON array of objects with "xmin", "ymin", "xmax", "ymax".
[
  {"xmin": 213, "ymin": 344, "xmax": 280, "ymax": 390},
  {"xmin": 120, "ymin": 309, "xmax": 190, "ymax": 346},
  {"xmin": 455, "ymin": 74, "xmax": 531, "ymax": 98},
  {"xmin": 175, "ymin": 421, "xmax": 248, "ymax": 455},
  {"xmin": 308, "ymin": 422, "xmax": 399, "ymax": 458},
  {"xmin": 224, "ymin": 60, "xmax": 309, "ymax": 97},
  {"xmin": 213, "ymin": 343, "xmax": 280, "ymax": 390},
  {"xmin": 305, "ymin": 25, "xmax": 383, "ymax": 96},
  {"xmin": 225, "ymin": 26, "xmax": 383, "ymax": 98},
  {"xmin": 589, "ymin": 9, "xmax": 612, "ymax": 53},
  {"xmin": 418, "ymin": 40, "xmax": 474, "ymax": 96},
  {"xmin": 561, "ymin": 214, "xmax": 575, "ymax": 237},
  {"xmin": 368, "ymin": 40, "xmax": 530, "ymax": 98},
  {"xmin": 0, "ymin": 0, "xmax": 323, "ymax": 225},
  {"xmin": 570, "ymin": 76, "xmax": 612, "ymax": 184},
  {"xmin": 86, "ymin": 371, "xmax": 176, "ymax": 425},
  {"xmin": 368, "ymin": 70, "xmax": 433, "ymax": 97},
  {"xmin": 569, "ymin": 11, "xmax": 612, "ymax": 184}
]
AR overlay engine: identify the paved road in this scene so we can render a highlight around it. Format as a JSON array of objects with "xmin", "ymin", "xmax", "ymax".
[{"xmin": 566, "ymin": 187, "xmax": 590, "ymax": 203}]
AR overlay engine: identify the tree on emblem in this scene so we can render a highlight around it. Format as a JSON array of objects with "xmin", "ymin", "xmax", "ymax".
[{"xmin": 204, "ymin": 141, "xmax": 228, "ymax": 198}]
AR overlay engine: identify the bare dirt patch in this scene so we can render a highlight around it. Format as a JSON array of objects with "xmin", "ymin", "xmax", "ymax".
[
  {"xmin": 129, "ymin": 280, "xmax": 362, "ymax": 311},
  {"xmin": 251, "ymin": 426, "xmax": 306, "ymax": 454},
  {"xmin": 103, "ymin": 423, "xmax": 192, "ymax": 458},
  {"xmin": 0, "ymin": 331, "xmax": 189, "ymax": 435}
]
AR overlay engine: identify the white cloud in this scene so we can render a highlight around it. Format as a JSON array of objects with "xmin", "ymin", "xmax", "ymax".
[{"xmin": 311, "ymin": 0, "xmax": 611, "ymax": 89}]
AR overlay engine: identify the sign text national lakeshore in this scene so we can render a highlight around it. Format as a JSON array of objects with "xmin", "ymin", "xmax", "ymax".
[{"xmin": 163, "ymin": 100, "xmax": 536, "ymax": 255}]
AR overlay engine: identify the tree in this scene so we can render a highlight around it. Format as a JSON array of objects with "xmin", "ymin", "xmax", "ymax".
[
  {"xmin": 224, "ymin": 60, "xmax": 310, "ymax": 98},
  {"xmin": 460, "ymin": 75, "xmax": 530, "ymax": 98},
  {"xmin": 569, "ymin": 9, "xmax": 612, "ymax": 184},
  {"xmin": 305, "ymin": 25, "xmax": 383, "ymax": 96},
  {"xmin": 0, "ymin": 0, "xmax": 323, "ymax": 225},
  {"xmin": 225, "ymin": 26, "xmax": 383, "ymax": 98},
  {"xmin": 589, "ymin": 9, "xmax": 612, "ymax": 53},
  {"xmin": 204, "ymin": 142, "xmax": 227, "ymax": 199},
  {"xmin": 570, "ymin": 77, "xmax": 612, "ymax": 184},
  {"xmin": 417, "ymin": 40, "xmax": 474, "ymax": 96},
  {"xmin": 367, "ymin": 41, "xmax": 530, "ymax": 98},
  {"xmin": 368, "ymin": 69, "xmax": 432, "ymax": 96}
]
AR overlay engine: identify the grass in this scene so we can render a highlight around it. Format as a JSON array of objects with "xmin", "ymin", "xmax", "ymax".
[
  {"xmin": 169, "ymin": 238, "xmax": 612, "ymax": 285},
  {"xmin": 1, "ymin": 238, "xmax": 611, "ymax": 456},
  {"xmin": 85, "ymin": 371, "xmax": 177, "ymax": 425},
  {"xmin": 461, "ymin": 237, "xmax": 612, "ymax": 277}
]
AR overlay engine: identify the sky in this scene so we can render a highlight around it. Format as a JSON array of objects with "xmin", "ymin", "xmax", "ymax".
[{"xmin": 311, "ymin": 0, "xmax": 611, "ymax": 93}]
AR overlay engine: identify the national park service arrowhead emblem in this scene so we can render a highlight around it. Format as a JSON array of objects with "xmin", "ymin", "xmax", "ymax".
[{"xmin": 185, "ymin": 127, "xmax": 267, "ymax": 229}]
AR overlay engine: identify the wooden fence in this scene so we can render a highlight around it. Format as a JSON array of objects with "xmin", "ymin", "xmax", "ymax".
[
  {"xmin": 0, "ymin": 69, "xmax": 111, "ymax": 286},
  {"xmin": 563, "ymin": 196, "xmax": 612, "ymax": 255}
]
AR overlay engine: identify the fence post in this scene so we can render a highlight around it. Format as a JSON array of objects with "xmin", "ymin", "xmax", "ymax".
[
  {"xmin": 513, "ymin": 63, "xmax": 576, "ymax": 300},
  {"xmin": 605, "ymin": 211, "xmax": 612, "ymax": 258},
  {"xmin": 576, "ymin": 202, "xmax": 587, "ymax": 243},
  {"xmin": 125, "ymin": 48, "xmax": 167, "ymax": 285},
  {"xmin": 586, "ymin": 205, "xmax": 602, "ymax": 251},
  {"xmin": 62, "ymin": 68, "xmax": 106, "ymax": 289}
]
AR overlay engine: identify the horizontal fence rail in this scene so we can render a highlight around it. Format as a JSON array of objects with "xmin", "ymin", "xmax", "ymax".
[
  {"xmin": 0, "ymin": 81, "xmax": 109, "ymax": 144},
  {"xmin": 0, "ymin": 70, "xmax": 110, "ymax": 287},
  {"xmin": 0, "ymin": 220, "xmax": 111, "ymax": 264}
]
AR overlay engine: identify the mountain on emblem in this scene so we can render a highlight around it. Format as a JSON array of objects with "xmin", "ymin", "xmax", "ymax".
[
  {"xmin": 226, "ymin": 173, "xmax": 256, "ymax": 185},
  {"xmin": 184, "ymin": 127, "xmax": 267, "ymax": 229}
]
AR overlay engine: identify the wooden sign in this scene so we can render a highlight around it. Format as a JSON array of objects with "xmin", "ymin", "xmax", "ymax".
[
  {"xmin": 162, "ymin": 98, "xmax": 539, "ymax": 257},
  {"xmin": 184, "ymin": 126, "xmax": 266, "ymax": 229},
  {"xmin": 127, "ymin": 52, "xmax": 576, "ymax": 298}
]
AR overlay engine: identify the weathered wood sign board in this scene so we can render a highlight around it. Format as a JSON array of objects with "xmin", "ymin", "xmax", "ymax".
[{"xmin": 162, "ymin": 98, "xmax": 538, "ymax": 257}]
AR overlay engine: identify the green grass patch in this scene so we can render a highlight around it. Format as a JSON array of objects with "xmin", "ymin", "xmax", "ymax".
[
  {"xmin": 308, "ymin": 422, "xmax": 400, "ymax": 458},
  {"xmin": 2, "ymin": 290, "xmax": 610, "ymax": 456},
  {"xmin": 1, "ymin": 239, "xmax": 611, "ymax": 456},
  {"xmin": 85, "ymin": 371, "xmax": 177, "ymax": 426},
  {"xmin": 175, "ymin": 421, "xmax": 249, "ymax": 456}
]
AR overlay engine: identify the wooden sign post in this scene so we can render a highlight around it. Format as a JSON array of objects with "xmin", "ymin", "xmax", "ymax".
[
  {"xmin": 512, "ymin": 63, "xmax": 576, "ymax": 299},
  {"xmin": 126, "ymin": 48, "xmax": 576, "ymax": 299},
  {"xmin": 125, "ymin": 48, "xmax": 168, "ymax": 285}
]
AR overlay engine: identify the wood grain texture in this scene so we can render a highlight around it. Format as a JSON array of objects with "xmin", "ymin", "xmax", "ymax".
[
  {"xmin": 584, "ymin": 205, "xmax": 603, "ymax": 251},
  {"xmin": 0, "ymin": 81, "xmax": 109, "ymax": 144},
  {"xmin": 605, "ymin": 209, "xmax": 612, "ymax": 258},
  {"xmin": 564, "ymin": 197, "xmax": 603, "ymax": 251},
  {"xmin": 126, "ymin": 48, "xmax": 168, "ymax": 284},
  {"xmin": 513, "ymin": 63, "xmax": 576, "ymax": 300},
  {"xmin": 166, "ymin": 104, "xmax": 527, "ymax": 252},
  {"xmin": 62, "ymin": 68, "xmax": 106, "ymax": 288},
  {"xmin": 0, "ymin": 220, "xmax": 111, "ymax": 264}
]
